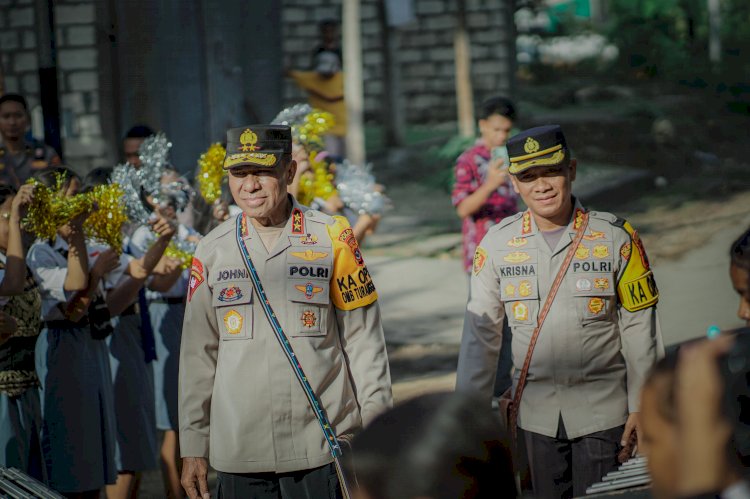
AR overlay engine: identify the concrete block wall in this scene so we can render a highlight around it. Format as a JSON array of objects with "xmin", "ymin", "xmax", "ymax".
[
  {"xmin": 0, "ymin": 0, "xmax": 106, "ymax": 170},
  {"xmin": 282, "ymin": 0, "xmax": 515, "ymax": 124}
]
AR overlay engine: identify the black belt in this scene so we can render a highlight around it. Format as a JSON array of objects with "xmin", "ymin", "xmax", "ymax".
[
  {"xmin": 149, "ymin": 297, "xmax": 184, "ymax": 305},
  {"xmin": 44, "ymin": 317, "xmax": 89, "ymax": 330}
]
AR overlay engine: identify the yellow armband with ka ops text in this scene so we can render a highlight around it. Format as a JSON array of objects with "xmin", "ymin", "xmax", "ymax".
[{"xmin": 327, "ymin": 216, "xmax": 378, "ymax": 311}]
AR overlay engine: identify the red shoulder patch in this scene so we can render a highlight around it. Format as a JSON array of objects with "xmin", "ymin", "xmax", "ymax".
[{"xmin": 188, "ymin": 257, "xmax": 205, "ymax": 302}]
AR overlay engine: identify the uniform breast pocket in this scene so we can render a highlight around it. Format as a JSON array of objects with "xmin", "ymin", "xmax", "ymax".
[
  {"xmin": 571, "ymin": 273, "xmax": 616, "ymax": 325},
  {"xmin": 287, "ymin": 279, "xmax": 330, "ymax": 337},
  {"xmin": 212, "ymin": 281, "xmax": 253, "ymax": 340},
  {"xmin": 501, "ymin": 276, "xmax": 539, "ymax": 327}
]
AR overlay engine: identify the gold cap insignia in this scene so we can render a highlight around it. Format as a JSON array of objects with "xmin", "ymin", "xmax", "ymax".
[
  {"xmin": 239, "ymin": 128, "xmax": 259, "ymax": 152},
  {"xmin": 524, "ymin": 137, "xmax": 540, "ymax": 154}
]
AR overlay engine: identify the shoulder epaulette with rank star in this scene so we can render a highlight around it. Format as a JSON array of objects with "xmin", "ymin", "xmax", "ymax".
[{"xmin": 291, "ymin": 208, "xmax": 305, "ymax": 234}]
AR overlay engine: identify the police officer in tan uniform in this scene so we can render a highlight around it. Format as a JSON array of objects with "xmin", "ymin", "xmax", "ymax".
[
  {"xmin": 179, "ymin": 125, "xmax": 392, "ymax": 499},
  {"xmin": 456, "ymin": 125, "xmax": 663, "ymax": 498},
  {"xmin": 0, "ymin": 94, "xmax": 60, "ymax": 188}
]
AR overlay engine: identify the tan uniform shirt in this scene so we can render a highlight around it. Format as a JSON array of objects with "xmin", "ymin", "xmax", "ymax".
[
  {"xmin": 0, "ymin": 140, "xmax": 60, "ymax": 188},
  {"xmin": 179, "ymin": 199, "xmax": 392, "ymax": 473},
  {"xmin": 456, "ymin": 200, "xmax": 663, "ymax": 439}
]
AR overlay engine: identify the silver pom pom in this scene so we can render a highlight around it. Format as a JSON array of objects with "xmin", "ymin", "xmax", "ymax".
[
  {"xmin": 136, "ymin": 133, "xmax": 172, "ymax": 197},
  {"xmin": 111, "ymin": 163, "xmax": 151, "ymax": 225},
  {"xmin": 335, "ymin": 161, "xmax": 389, "ymax": 216}
]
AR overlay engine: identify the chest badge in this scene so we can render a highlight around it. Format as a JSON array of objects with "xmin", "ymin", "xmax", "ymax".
[
  {"xmin": 512, "ymin": 302, "xmax": 529, "ymax": 321},
  {"xmin": 507, "ymin": 237, "xmax": 528, "ymax": 248},
  {"xmin": 518, "ymin": 280, "xmax": 532, "ymax": 297},
  {"xmin": 576, "ymin": 278, "xmax": 592, "ymax": 292},
  {"xmin": 584, "ymin": 230, "xmax": 606, "ymax": 241},
  {"xmin": 588, "ymin": 298, "xmax": 605, "ymax": 315},
  {"xmin": 291, "ymin": 249, "xmax": 328, "ymax": 262},
  {"xmin": 593, "ymin": 245, "xmax": 609, "ymax": 259},
  {"xmin": 223, "ymin": 310, "xmax": 243, "ymax": 334},
  {"xmin": 300, "ymin": 309, "xmax": 318, "ymax": 329},
  {"xmin": 295, "ymin": 282, "xmax": 324, "ymax": 300},
  {"xmin": 218, "ymin": 286, "xmax": 243, "ymax": 302},
  {"xmin": 575, "ymin": 244, "xmax": 590, "ymax": 260},
  {"xmin": 503, "ymin": 251, "xmax": 530, "ymax": 264},
  {"xmin": 594, "ymin": 278, "xmax": 609, "ymax": 290},
  {"xmin": 300, "ymin": 233, "xmax": 318, "ymax": 245},
  {"xmin": 504, "ymin": 283, "xmax": 516, "ymax": 297}
]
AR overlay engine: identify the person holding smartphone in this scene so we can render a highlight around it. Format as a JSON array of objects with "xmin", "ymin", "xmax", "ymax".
[{"xmin": 452, "ymin": 96, "xmax": 519, "ymax": 397}]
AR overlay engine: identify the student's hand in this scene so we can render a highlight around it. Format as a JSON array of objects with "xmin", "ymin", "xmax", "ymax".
[
  {"xmin": 181, "ymin": 457, "xmax": 210, "ymax": 499},
  {"xmin": 675, "ymin": 335, "xmax": 736, "ymax": 495},
  {"xmin": 154, "ymin": 256, "xmax": 180, "ymax": 276},
  {"xmin": 212, "ymin": 201, "xmax": 229, "ymax": 222},
  {"xmin": 484, "ymin": 158, "xmax": 509, "ymax": 191},
  {"xmin": 10, "ymin": 184, "xmax": 34, "ymax": 223},
  {"xmin": 91, "ymin": 249, "xmax": 119, "ymax": 281},
  {"xmin": 0, "ymin": 311, "xmax": 17, "ymax": 342},
  {"xmin": 150, "ymin": 214, "xmax": 176, "ymax": 240}
]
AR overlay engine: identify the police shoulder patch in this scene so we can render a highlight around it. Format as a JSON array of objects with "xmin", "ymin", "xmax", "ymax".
[
  {"xmin": 473, "ymin": 247, "xmax": 488, "ymax": 275},
  {"xmin": 327, "ymin": 216, "xmax": 378, "ymax": 311},
  {"xmin": 616, "ymin": 220, "xmax": 658, "ymax": 312}
]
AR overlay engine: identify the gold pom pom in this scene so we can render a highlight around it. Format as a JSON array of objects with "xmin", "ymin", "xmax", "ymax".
[
  {"xmin": 84, "ymin": 184, "xmax": 129, "ymax": 253},
  {"xmin": 196, "ymin": 143, "xmax": 227, "ymax": 204},
  {"xmin": 296, "ymin": 110, "xmax": 335, "ymax": 148},
  {"xmin": 164, "ymin": 242, "xmax": 193, "ymax": 270},
  {"xmin": 298, "ymin": 150, "xmax": 338, "ymax": 206},
  {"xmin": 22, "ymin": 175, "xmax": 93, "ymax": 241}
]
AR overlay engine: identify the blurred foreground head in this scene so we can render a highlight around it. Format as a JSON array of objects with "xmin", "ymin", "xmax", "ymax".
[
  {"xmin": 347, "ymin": 392, "xmax": 515, "ymax": 499},
  {"xmin": 731, "ymin": 227, "xmax": 750, "ymax": 326}
]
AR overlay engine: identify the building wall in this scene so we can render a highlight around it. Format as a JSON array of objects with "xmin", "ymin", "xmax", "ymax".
[
  {"xmin": 0, "ymin": 0, "xmax": 109, "ymax": 171},
  {"xmin": 1, "ymin": 0, "xmax": 515, "ymax": 170},
  {"xmin": 282, "ymin": 0, "xmax": 516, "ymax": 123}
]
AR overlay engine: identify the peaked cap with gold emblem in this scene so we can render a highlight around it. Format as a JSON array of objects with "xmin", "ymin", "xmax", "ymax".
[
  {"xmin": 507, "ymin": 124, "xmax": 569, "ymax": 174},
  {"xmin": 223, "ymin": 125, "xmax": 292, "ymax": 169}
]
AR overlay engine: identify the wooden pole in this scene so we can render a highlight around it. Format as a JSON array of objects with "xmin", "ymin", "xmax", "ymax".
[
  {"xmin": 708, "ymin": 0, "xmax": 722, "ymax": 64},
  {"xmin": 455, "ymin": 0, "xmax": 475, "ymax": 138},
  {"xmin": 376, "ymin": 0, "xmax": 405, "ymax": 147},
  {"xmin": 343, "ymin": 0, "xmax": 366, "ymax": 164}
]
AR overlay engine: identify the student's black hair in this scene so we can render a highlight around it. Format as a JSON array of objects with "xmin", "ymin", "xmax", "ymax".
[
  {"xmin": 347, "ymin": 392, "xmax": 515, "ymax": 499},
  {"xmin": 0, "ymin": 185, "xmax": 18, "ymax": 207},
  {"xmin": 478, "ymin": 96, "xmax": 517, "ymax": 121},
  {"xmin": 731, "ymin": 226, "xmax": 750, "ymax": 271},
  {"xmin": 81, "ymin": 166, "xmax": 113, "ymax": 193},
  {"xmin": 0, "ymin": 93, "xmax": 29, "ymax": 112},
  {"xmin": 124, "ymin": 125, "xmax": 155, "ymax": 140},
  {"xmin": 33, "ymin": 166, "xmax": 79, "ymax": 190}
]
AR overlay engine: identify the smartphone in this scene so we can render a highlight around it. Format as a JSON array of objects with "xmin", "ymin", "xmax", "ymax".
[{"xmin": 491, "ymin": 146, "xmax": 510, "ymax": 170}]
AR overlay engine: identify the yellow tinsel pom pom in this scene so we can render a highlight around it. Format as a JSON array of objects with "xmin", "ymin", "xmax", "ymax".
[
  {"xmin": 296, "ymin": 110, "xmax": 335, "ymax": 148},
  {"xmin": 298, "ymin": 150, "xmax": 337, "ymax": 206},
  {"xmin": 164, "ymin": 242, "xmax": 193, "ymax": 270},
  {"xmin": 196, "ymin": 143, "xmax": 227, "ymax": 204},
  {"xmin": 84, "ymin": 184, "xmax": 129, "ymax": 253},
  {"xmin": 22, "ymin": 176, "xmax": 93, "ymax": 241}
]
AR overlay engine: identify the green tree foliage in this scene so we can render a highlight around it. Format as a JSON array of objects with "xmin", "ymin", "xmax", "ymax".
[{"xmin": 607, "ymin": 0, "xmax": 707, "ymax": 78}]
